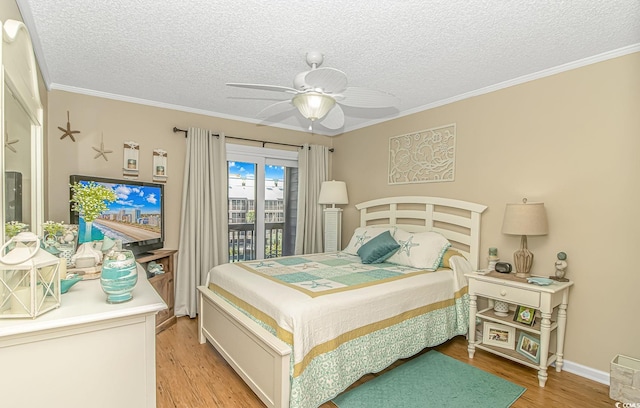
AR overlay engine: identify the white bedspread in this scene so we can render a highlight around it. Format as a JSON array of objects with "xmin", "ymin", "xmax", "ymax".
[{"xmin": 208, "ymin": 253, "xmax": 471, "ymax": 379}]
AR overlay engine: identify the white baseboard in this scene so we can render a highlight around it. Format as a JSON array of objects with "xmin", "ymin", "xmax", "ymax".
[{"xmin": 559, "ymin": 359, "xmax": 610, "ymax": 385}]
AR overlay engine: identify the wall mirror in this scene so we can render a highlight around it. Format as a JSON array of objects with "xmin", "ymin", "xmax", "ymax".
[{"xmin": 0, "ymin": 19, "xmax": 44, "ymax": 244}]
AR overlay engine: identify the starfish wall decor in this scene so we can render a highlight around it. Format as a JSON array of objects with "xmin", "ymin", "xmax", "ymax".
[
  {"xmin": 93, "ymin": 132, "xmax": 113, "ymax": 161},
  {"xmin": 58, "ymin": 110, "xmax": 80, "ymax": 141},
  {"xmin": 4, "ymin": 131, "xmax": 19, "ymax": 153}
]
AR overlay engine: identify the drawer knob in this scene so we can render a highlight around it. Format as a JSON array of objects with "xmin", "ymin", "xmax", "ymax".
[{"xmin": 500, "ymin": 290, "xmax": 507, "ymax": 296}]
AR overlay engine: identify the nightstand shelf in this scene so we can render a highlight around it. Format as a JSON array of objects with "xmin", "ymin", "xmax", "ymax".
[
  {"xmin": 476, "ymin": 306, "xmax": 558, "ymax": 335},
  {"xmin": 472, "ymin": 340, "xmax": 556, "ymax": 371},
  {"xmin": 466, "ymin": 272, "xmax": 573, "ymax": 387}
]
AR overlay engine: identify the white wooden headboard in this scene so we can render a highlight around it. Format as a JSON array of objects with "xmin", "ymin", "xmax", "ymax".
[{"xmin": 355, "ymin": 196, "xmax": 488, "ymax": 270}]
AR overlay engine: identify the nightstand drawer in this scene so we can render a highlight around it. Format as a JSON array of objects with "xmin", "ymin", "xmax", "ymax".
[{"xmin": 472, "ymin": 279, "xmax": 540, "ymax": 307}]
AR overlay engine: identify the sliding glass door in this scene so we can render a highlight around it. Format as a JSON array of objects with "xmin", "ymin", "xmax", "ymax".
[{"xmin": 227, "ymin": 145, "xmax": 298, "ymax": 261}]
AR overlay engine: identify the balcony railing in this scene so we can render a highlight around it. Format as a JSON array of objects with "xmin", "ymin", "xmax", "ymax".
[{"xmin": 228, "ymin": 222, "xmax": 285, "ymax": 262}]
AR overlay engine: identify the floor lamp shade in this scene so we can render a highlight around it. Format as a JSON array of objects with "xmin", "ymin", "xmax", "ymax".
[
  {"xmin": 502, "ymin": 200, "xmax": 548, "ymax": 278},
  {"xmin": 318, "ymin": 181, "xmax": 349, "ymax": 207},
  {"xmin": 319, "ymin": 181, "xmax": 349, "ymax": 252}
]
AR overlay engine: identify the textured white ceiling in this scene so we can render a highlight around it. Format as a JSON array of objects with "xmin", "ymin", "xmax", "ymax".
[{"xmin": 15, "ymin": 0, "xmax": 640, "ymax": 136}]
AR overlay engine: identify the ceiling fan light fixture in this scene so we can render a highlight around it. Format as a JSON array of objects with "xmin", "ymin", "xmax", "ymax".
[{"xmin": 292, "ymin": 92, "xmax": 335, "ymax": 121}]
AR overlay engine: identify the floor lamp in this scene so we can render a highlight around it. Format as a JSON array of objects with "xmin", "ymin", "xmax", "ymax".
[{"xmin": 318, "ymin": 180, "xmax": 349, "ymax": 252}]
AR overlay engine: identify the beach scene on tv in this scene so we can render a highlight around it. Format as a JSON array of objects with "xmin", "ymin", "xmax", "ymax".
[{"xmin": 76, "ymin": 181, "xmax": 162, "ymax": 245}]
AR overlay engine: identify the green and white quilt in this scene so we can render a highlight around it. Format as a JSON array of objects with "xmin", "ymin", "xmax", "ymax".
[
  {"xmin": 234, "ymin": 252, "xmax": 442, "ymax": 297},
  {"xmin": 209, "ymin": 252, "xmax": 471, "ymax": 408}
]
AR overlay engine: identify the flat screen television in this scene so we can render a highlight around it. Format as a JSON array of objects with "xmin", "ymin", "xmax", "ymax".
[{"xmin": 69, "ymin": 175, "xmax": 164, "ymax": 257}]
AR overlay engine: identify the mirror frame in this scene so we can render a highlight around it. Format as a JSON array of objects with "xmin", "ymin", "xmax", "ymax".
[{"xmin": 0, "ymin": 19, "xmax": 44, "ymax": 244}]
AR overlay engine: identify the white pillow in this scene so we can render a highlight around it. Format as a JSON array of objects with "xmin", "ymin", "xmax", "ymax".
[
  {"xmin": 342, "ymin": 226, "xmax": 396, "ymax": 255},
  {"xmin": 386, "ymin": 229, "xmax": 451, "ymax": 270}
]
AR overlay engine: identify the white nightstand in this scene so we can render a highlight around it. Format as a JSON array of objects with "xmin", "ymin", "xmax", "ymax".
[{"xmin": 465, "ymin": 271, "xmax": 573, "ymax": 387}]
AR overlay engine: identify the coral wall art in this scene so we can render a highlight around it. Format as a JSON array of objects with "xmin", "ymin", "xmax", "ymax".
[{"xmin": 388, "ymin": 124, "xmax": 456, "ymax": 184}]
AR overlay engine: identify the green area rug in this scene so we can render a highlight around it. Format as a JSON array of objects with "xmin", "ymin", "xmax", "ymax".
[{"xmin": 331, "ymin": 351, "xmax": 525, "ymax": 408}]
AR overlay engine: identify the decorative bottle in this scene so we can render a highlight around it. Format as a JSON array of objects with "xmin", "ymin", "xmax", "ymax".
[{"xmin": 488, "ymin": 247, "xmax": 499, "ymax": 271}]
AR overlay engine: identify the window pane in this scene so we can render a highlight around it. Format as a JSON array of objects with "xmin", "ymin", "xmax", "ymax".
[
  {"xmin": 227, "ymin": 145, "xmax": 298, "ymax": 262},
  {"xmin": 228, "ymin": 161, "xmax": 256, "ymax": 262},
  {"xmin": 282, "ymin": 166, "xmax": 298, "ymax": 256},
  {"xmin": 265, "ymin": 165, "xmax": 284, "ymax": 258}
]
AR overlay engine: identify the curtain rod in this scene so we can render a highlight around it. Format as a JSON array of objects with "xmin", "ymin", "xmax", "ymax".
[{"xmin": 172, "ymin": 127, "xmax": 333, "ymax": 152}]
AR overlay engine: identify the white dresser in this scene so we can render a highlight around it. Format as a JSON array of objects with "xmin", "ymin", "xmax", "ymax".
[{"xmin": 0, "ymin": 266, "xmax": 166, "ymax": 408}]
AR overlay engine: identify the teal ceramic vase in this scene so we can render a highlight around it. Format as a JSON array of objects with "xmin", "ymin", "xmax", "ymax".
[{"xmin": 100, "ymin": 250, "xmax": 138, "ymax": 303}]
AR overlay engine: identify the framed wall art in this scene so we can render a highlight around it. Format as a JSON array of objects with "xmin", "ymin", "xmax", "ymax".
[
  {"xmin": 482, "ymin": 322, "xmax": 516, "ymax": 350},
  {"xmin": 388, "ymin": 123, "xmax": 456, "ymax": 184},
  {"xmin": 152, "ymin": 149, "xmax": 168, "ymax": 183},
  {"xmin": 123, "ymin": 141, "xmax": 139, "ymax": 179}
]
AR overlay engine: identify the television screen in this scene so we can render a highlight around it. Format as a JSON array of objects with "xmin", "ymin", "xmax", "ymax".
[{"xmin": 69, "ymin": 175, "xmax": 164, "ymax": 256}]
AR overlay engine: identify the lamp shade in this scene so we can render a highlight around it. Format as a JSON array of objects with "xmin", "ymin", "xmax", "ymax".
[
  {"xmin": 501, "ymin": 201, "xmax": 548, "ymax": 236},
  {"xmin": 318, "ymin": 180, "xmax": 349, "ymax": 205},
  {"xmin": 292, "ymin": 92, "xmax": 336, "ymax": 121}
]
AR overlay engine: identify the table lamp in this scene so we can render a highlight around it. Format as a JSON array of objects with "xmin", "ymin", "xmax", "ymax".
[
  {"xmin": 501, "ymin": 198, "xmax": 548, "ymax": 278},
  {"xmin": 318, "ymin": 180, "xmax": 349, "ymax": 252}
]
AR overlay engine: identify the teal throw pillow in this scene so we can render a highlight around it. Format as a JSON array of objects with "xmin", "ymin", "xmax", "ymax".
[{"xmin": 357, "ymin": 230, "xmax": 400, "ymax": 264}]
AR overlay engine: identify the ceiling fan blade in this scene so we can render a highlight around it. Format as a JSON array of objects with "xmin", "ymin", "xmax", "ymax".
[
  {"xmin": 226, "ymin": 83, "xmax": 299, "ymax": 94},
  {"xmin": 319, "ymin": 104, "xmax": 345, "ymax": 130},
  {"xmin": 304, "ymin": 67, "xmax": 348, "ymax": 94},
  {"xmin": 256, "ymin": 100, "xmax": 296, "ymax": 119},
  {"xmin": 337, "ymin": 87, "xmax": 400, "ymax": 108}
]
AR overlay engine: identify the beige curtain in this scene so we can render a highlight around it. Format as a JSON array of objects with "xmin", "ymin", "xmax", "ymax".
[
  {"xmin": 294, "ymin": 144, "xmax": 330, "ymax": 254},
  {"xmin": 175, "ymin": 128, "xmax": 228, "ymax": 318}
]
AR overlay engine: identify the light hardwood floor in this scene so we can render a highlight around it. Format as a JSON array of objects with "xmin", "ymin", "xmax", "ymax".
[{"xmin": 157, "ymin": 317, "xmax": 616, "ymax": 408}]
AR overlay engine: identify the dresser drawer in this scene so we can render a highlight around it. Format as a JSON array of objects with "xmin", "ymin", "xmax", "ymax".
[{"xmin": 471, "ymin": 279, "xmax": 540, "ymax": 308}]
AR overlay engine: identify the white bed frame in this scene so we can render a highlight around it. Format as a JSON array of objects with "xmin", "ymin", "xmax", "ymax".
[{"xmin": 197, "ymin": 196, "xmax": 487, "ymax": 408}]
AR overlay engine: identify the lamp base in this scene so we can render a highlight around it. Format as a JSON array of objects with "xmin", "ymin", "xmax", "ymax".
[
  {"xmin": 323, "ymin": 208, "xmax": 343, "ymax": 253},
  {"xmin": 513, "ymin": 235, "xmax": 534, "ymax": 279}
]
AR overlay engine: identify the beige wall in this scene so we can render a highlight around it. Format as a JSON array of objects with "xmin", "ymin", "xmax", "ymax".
[
  {"xmin": 46, "ymin": 90, "xmax": 332, "ymax": 250},
  {"xmin": 332, "ymin": 52, "xmax": 640, "ymax": 373}
]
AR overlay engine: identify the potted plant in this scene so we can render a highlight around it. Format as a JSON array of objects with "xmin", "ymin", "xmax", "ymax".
[
  {"xmin": 43, "ymin": 220, "xmax": 65, "ymax": 240},
  {"xmin": 4, "ymin": 221, "xmax": 28, "ymax": 240},
  {"xmin": 70, "ymin": 181, "xmax": 117, "ymax": 241}
]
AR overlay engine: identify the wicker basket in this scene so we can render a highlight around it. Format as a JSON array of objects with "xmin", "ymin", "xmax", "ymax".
[{"xmin": 610, "ymin": 354, "xmax": 640, "ymax": 403}]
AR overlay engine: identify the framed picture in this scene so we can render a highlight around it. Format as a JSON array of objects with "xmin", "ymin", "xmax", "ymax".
[
  {"xmin": 513, "ymin": 305, "xmax": 536, "ymax": 326},
  {"xmin": 482, "ymin": 322, "xmax": 516, "ymax": 350},
  {"xmin": 517, "ymin": 332, "xmax": 541, "ymax": 363}
]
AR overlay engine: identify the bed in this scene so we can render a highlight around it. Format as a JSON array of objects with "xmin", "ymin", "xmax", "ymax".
[{"xmin": 197, "ymin": 196, "xmax": 487, "ymax": 408}]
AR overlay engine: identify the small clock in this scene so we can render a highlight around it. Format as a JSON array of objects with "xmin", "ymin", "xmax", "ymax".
[{"xmin": 495, "ymin": 262, "xmax": 512, "ymax": 273}]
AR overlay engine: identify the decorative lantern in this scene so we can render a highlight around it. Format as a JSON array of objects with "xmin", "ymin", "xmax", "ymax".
[{"xmin": 0, "ymin": 232, "xmax": 61, "ymax": 318}]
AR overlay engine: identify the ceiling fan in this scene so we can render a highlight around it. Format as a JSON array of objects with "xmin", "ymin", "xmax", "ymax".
[{"xmin": 226, "ymin": 51, "xmax": 400, "ymax": 130}]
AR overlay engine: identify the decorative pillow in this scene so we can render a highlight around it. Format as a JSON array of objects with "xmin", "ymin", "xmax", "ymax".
[
  {"xmin": 440, "ymin": 247, "xmax": 467, "ymax": 269},
  {"xmin": 357, "ymin": 230, "xmax": 401, "ymax": 264},
  {"xmin": 386, "ymin": 229, "xmax": 451, "ymax": 270},
  {"xmin": 342, "ymin": 226, "xmax": 395, "ymax": 255}
]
